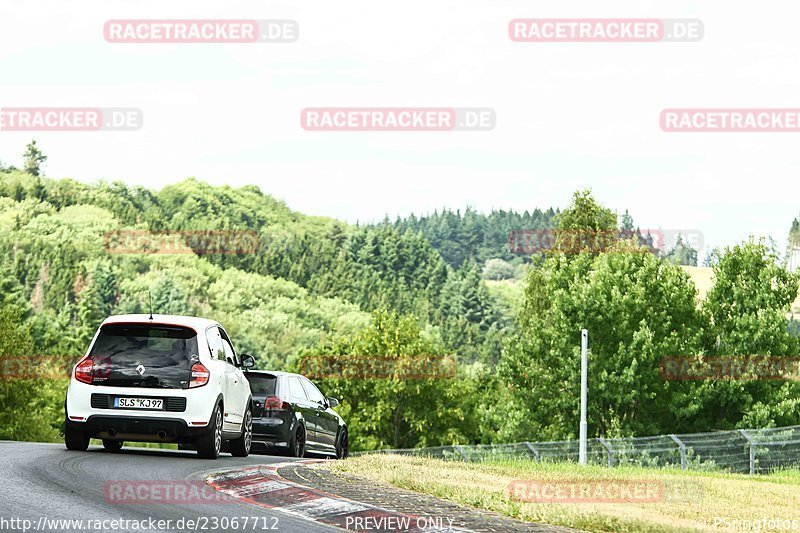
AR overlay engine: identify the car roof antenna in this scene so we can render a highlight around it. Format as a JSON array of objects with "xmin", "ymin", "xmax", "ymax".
[{"xmin": 148, "ymin": 290, "xmax": 154, "ymax": 320}]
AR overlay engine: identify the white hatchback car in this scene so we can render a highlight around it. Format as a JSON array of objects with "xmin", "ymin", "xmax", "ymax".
[{"xmin": 64, "ymin": 314, "xmax": 254, "ymax": 459}]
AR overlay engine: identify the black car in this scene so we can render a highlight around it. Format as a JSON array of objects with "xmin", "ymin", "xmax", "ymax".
[{"xmin": 243, "ymin": 370, "xmax": 348, "ymax": 459}]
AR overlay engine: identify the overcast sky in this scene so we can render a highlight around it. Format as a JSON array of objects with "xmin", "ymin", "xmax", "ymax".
[{"xmin": 1, "ymin": 0, "xmax": 798, "ymax": 260}]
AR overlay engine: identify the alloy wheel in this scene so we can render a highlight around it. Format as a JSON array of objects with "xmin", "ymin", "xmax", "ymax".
[
  {"xmin": 296, "ymin": 427, "xmax": 305, "ymax": 457},
  {"xmin": 214, "ymin": 409, "xmax": 222, "ymax": 455},
  {"xmin": 243, "ymin": 410, "xmax": 252, "ymax": 453}
]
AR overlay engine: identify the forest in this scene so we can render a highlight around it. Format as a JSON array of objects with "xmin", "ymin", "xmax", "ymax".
[{"xmin": 1, "ymin": 143, "xmax": 798, "ymax": 451}]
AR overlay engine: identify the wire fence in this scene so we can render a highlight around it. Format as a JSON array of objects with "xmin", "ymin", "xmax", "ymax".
[{"xmin": 358, "ymin": 425, "xmax": 800, "ymax": 475}]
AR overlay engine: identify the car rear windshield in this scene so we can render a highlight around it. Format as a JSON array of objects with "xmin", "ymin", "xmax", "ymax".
[
  {"xmin": 245, "ymin": 373, "xmax": 277, "ymax": 395},
  {"xmin": 88, "ymin": 323, "xmax": 198, "ymax": 389}
]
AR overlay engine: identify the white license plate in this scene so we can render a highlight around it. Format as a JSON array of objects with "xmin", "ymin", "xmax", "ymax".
[{"xmin": 114, "ymin": 397, "xmax": 163, "ymax": 410}]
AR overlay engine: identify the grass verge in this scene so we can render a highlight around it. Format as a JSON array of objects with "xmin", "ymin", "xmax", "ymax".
[{"xmin": 324, "ymin": 455, "xmax": 800, "ymax": 532}]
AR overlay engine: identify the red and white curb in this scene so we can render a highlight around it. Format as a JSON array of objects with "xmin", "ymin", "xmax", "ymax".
[{"xmin": 206, "ymin": 460, "xmax": 469, "ymax": 532}]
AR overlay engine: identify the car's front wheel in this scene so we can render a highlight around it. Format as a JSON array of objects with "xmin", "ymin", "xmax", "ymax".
[
  {"xmin": 64, "ymin": 425, "xmax": 90, "ymax": 451},
  {"xmin": 229, "ymin": 406, "xmax": 252, "ymax": 457},
  {"xmin": 102, "ymin": 439, "xmax": 123, "ymax": 452},
  {"xmin": 335, "ymin": 428, "xmax": 349, "ymax": 459},
  {"xmin": 196, "ymin": 405, "xmax": 223, "ymax": 459}
]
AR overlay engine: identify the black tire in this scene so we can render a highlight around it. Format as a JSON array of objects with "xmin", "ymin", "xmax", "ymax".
[
  {"xmin": 289, "ymin": 424, "xmax": 306, "ymax": 458},
  {"xmin": 196, "ymin": 405, "xmax": 223, "ymax": 459},
  {"xmin": 102, "ymin": 439, "xmax": 124, "ymax": 452},
  {"xmin": 64, "ymin": 424, "xmax": 90, "ymax": 451},
  {"xmin": 229, "ymin": 406, "xmax": 252, "ymax": 457},
  {"xmin": 335, "ymin": 428, "xmax": 349, "ymax": 459}
]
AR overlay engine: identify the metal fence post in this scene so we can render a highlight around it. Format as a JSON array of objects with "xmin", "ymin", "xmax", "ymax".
[
  {"xmin": 579, "ymin": 329, "xmax": 588, "ymax": 465},
  {"xmin": 738, "ymin": 430, "xmax": 756, "ymax": 475},
  {"xmin": 598, "ymin": 437, "xmax": 613, "ymax": 468},
  {"xmin": 454, "ymin": 445, "xmax": 468, "ymax": 462},
  {"xmin": 524, "ymin": 442, "xmax": 541, "ymax": 462},
  {"xmin": 668, "ymin": 434, "xmax": 687, "ymax": 470}
]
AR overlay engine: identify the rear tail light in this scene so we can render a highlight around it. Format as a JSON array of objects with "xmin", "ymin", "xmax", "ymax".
[
  {"xmin": 263, "ymin": 396, "xmax": 289, "ymax": 411},
  {"xmin": 190, "ymin": 363, "xmax": 210, "ymax": 388},
  {"xmin": 75, "ymin": 357, "xmax": 94, "ymax": 384}
]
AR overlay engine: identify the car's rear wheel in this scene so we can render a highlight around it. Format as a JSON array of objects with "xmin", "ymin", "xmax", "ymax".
[
  {"xmin": 335, "ymin": 428, "xmax": 349, "ymax": 459},
  {"xmin": 64, "ymin": 425, "xmax": 90, "ymax": 451},
  {"xmin": 196, "ymin": 405, "xmax": 222, "ymax": 459},
  {"xmin": 102, "ymin": 439, "xmax": 123, "ymax": 452},
  {"xmin": 229, "ymin": 407, "xmax": 252, "ymax": 457},
  {"xmin": 289, "ymin": 425, "xmax": 306, "ymax": 458}
]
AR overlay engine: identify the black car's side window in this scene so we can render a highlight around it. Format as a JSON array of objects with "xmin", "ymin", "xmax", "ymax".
[
  {"xmin": 301, "ymin": 377, "xmax": 326, "ymax": 404},
  {"xmin": 288, "ymin": 377, "xmax": 307, "ymax": 399}
]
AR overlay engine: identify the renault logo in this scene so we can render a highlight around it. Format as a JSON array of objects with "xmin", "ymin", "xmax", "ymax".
[{"xmin": 136, "ymin": 364, "xmax": 146, "ymax": 375}]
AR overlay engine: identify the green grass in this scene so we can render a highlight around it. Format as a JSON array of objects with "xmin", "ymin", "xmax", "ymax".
[{"xmin": 324, "ymin": 455, "xmax": 800, "ymax": 532}]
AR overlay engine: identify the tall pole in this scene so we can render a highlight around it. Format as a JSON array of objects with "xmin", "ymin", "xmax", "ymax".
[{"xmin": 579, "ymin": 329, "xmax": 588, "ymax": 465}]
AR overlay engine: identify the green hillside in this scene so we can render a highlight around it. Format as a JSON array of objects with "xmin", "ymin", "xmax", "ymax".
[
  {"xmin": 0, "ymin": 173, "xmax": 370, "ymax": 370},
  {"xmin": 1, "ymin": 169, "xmax": 799, "ymax": 452}
]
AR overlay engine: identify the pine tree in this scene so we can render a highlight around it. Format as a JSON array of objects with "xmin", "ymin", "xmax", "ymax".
[{"xmin": 23, "ymin": 140, "xmax": 47, "ymax": 177}]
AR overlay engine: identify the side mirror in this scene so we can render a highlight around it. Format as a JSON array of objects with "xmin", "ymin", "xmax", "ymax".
[
  {"xmin": 327, "ymin": 397, "xmax": 339, "ymax": 408},
  {"xmin": 241, "ymin": 354, "xmax": 256, "ymax": 369}
]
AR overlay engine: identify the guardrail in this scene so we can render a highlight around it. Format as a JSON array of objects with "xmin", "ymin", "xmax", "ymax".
[{"xmin": 357, "ymin": 425, "xmax": 800, "ymax": 475}]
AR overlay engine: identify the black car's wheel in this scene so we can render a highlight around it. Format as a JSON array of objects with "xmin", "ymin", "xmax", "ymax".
[
  {"xmin": 335, "ymin": 428, "xmax": 349, "ymax": 459},
  {"xmin": 102, "ymin": 439, "xmax": 124, "ymax": 452},
  {"xmin": 229, "ymin": 406, "xmax": 252, "ymax": 457},
  {"xmin": 289, "ymin": 424, "xmax": 306, "ymax": 458},
  {"xmin": 196, "ymin": 405, "xmax": 223, "ymax": 459},
  {"xmin": 64, "ymin": 424, "xmax": 90, "ymax": 451}
]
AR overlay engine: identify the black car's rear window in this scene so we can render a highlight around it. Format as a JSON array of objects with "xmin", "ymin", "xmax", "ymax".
[
  {"xmin": 88, "ymin": 323, "xmax": 198, "ymax": 388},
  {"xmin": 245, "ymin": 373, "xmax": 277, "ymax": 395}
]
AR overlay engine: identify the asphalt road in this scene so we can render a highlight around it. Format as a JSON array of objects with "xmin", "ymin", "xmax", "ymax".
[{"xmin": 0, "ymin": 441, "xmax": 340, "ymax": 533}]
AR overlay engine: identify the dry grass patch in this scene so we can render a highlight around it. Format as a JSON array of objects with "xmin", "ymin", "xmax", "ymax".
[{"xmin": 324, "ymin": 455, "xmax": 800, "ymax": 532}]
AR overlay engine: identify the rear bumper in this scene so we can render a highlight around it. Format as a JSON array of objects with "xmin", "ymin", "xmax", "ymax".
[
  {"xmin": 66, "ymin": 415, "xmax": 211, "ymax": 440},
  {"xmin": 65, "ymin": 380, "xmax": 221, "ymax": 434},
  {"xmin": 252, "ymin": 417, "xmax": 293, "ymax": 448}
]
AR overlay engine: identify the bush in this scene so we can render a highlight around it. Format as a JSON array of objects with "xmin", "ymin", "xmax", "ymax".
[{"xmin": 482, "ymin": 258, "xmax": 516, "ymax": 280}]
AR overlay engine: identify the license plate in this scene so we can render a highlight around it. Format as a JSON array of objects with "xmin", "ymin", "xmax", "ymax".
[{"xmin": 114, "ymin": 397, "xmax": 163, "ymax": 410}]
